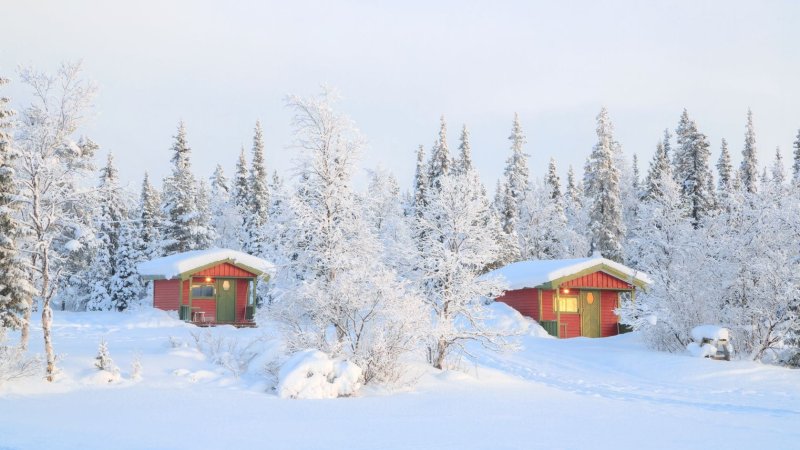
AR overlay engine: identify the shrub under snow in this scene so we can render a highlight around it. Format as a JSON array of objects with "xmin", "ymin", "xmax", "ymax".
[{"xmin": 277, "ymin": 349, "xmax": 362, "ymax": 399}]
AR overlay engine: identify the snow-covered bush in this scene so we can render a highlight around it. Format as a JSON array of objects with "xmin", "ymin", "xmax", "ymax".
[
  {"xmin": 191, "ymin": 330, "xmax": 261, "ymax": 378},
  {"xmin": 130, "ymin": 352, "xmax": 143, "ymax": 381},
  {"xmin": 0, "ymin": 329, "xmax": 41, "ymax": 384},
  {"xmin": 276, "ymin": 349, "xmax": 362, "ymax": 399},
  {"xmin": 93, "ymin": 338, "xmax": 120, "ymax": 382}
]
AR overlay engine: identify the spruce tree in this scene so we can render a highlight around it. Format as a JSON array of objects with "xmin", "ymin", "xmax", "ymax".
[
  {"xmin": 232, "ymin": 146, "xmax": 250, "ymax": 246},
  {"xmin": 87, "ymin": 153, "xmax": 127, "ymax": 311},
  {"xmin": 245, "ymin": 121, "xmax": 270, "ymax": 256},
  {"xmin": 501, "ymin": 113, "xmax": 530, "ymax": 236},
  {"xmin": 716, "ymin": 138, "xmax": 734, "ymax": 193},
  {"xmin": 138, "ymin": 172, "xmax": 162, "ymax": 259},
  {"xmin": 209, "ymin": 164, "xmax": 239, "ymax": 249},
  {"xmin": 792, "ymin": 129, "xmax": 800, "ymax": 186},
  {"xmin": 740, "ymin": 109, "xmax": 759, "ymax": 194},
  {"xmin": 412, "ymin": 145, "xmax": 428, "ymax": 215},
  {"xmin": 565, "ymin": 165, "xmax": 581, "ymax": 206},
  {"xmin": 646, "ymin": 140, "xmax": 672, "ymax": 201},
  {"xmin": 161, "ymin": 121, "xmax": 200, "ymax": 254},
  {"xmin": 771, "ymin": 147, "xmax": 785, "ymax": 186},
  {"xmin": 584, "ymin": 107, "xmax": 624, "ymax": 261},
  {"xmin": 673, "ymin": 109, "xmax": 715, "ymax": 227},
  {"xmin": 194, "ymin": 179, "xmax": 215, "ymax": 249},
  {"xmin": 427, "ymin": 116, "xmax": 450, "ymax": 191},
  {"xmin": 455, "ymin": 124, "xmax": 473, "ymax": 175},
  {"xmin": 109, "ymin": 222, "xmax": 145, "ymax": 311},
  {"xmin": 0, "ymin": 77, "xmax": 33, "ymax": 329},
  {"xmin": 546, "ymin": 158, "xmax": 562, "ymax": 203},
  {"xmin": 632, "ymin": 153, "xmax": 641, "ymax": 197}
]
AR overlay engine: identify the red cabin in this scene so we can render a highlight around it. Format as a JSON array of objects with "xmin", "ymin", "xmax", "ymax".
[
  {"xmin": 138, "ymin": 249, "xmax": 274, "ymax": 327},
  {"xmin": 486, "ymin": 255, "xmax": 651, "ymax": 338}
]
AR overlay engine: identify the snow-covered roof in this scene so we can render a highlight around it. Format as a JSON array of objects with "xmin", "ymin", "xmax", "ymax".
[
  {"xmin": 137, "ymin": 248, "xmax": 275, "ymax": 280},
  {"xmin": 484, "ymin": 255, "xmax": 652, "ymax": 290}
]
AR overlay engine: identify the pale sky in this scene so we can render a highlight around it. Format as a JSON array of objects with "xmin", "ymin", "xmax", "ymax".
[{"xmin": 3, "ymin": 1, "xmax": 799, "ymax": 191}]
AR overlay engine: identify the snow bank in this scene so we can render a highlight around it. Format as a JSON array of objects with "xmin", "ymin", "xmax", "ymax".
[
  {"xmin": 687, "ymin": 342, "xmax": 719, "ymax": 358},
  {"xmin": 691, "ymin": 325, "xmax": 729, "ymax": 342},
  {"xmin": 483, "ymin": 255, "xmax": 652, "ymax": 290},
  {"xmin": 137, "ymin": 248, "xmax": 275, "ymax": 280},
  {"xmin": 486, "ymin": 302, "xmax": 553, "ymax": 338},
  {"xmin": 277, "ymin": 350, "xmax": 362, "ymax": 399}
]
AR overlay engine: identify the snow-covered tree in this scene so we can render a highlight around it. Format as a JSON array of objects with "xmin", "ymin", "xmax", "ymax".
[
  {"xmin": 209, "ymin": 164, "xmax": 240, "ymax": 249},
  {"xmin": 269, "ymin": 89, "xmax": 425, "ymax": 383},
  {"xmin": 673, "ymin": 109, "xmax": 715, "ymax": 227},
  {"xmin": 584, "ymin": 108, "xmax": 624, "ymax": 261},
  {"xmin": 770, "ymin": 147, "xmax": 786, "ymax": 189},
  {"xmin": 792, "ymin": 129, "xmax": 800, "ymax": 186},
  {"xmin": 109, "ymin": 222, "xmax": 145, "ymax": 311},
  {"xmin": 500, "ymin": 113, "xmax": 529, "ymax": 237},
  {"xmin": 245, "ymin": 120, "xmax": 270, "ymax": 256},
  {"xmin": 363, "ymin": 167, "xmax": 416, "ymax": 276},
  {"xmin": 411, "ymin": 144, "xmax": 428, "ymax": 216},
  {"xmin": 0, "ymin": 76, "xmax": 34, "ymax": 331},
  {"xmin": 716, "ymin": 138, "xmax": 734, "ymax": 194},
  {"xmin": 740, "ymin": 109, "xmax": 759, "ymax": 194},
  {"xmin": 427, "ymin": 116, "xmax": 450, "ymax": 191},
  {"xmin": 415, "ymin": 171, "xmax": 508, "ymax": 369},
  {"xmin": 646, "ymin": 138, "xmax": 672, "ymax": 201},
  {"xmin": 13, "ymin": 62, "xmax": 97, "ymax": 379},
  {"xmin": 518, "ymin": 179, "xmax": 569, "ymax": 260},
  {"xmin": 545, "ymin": 158, "xmax": 562, "ymax": 204},
  {"xmin": 455, "ymin": 124, "xmax": 473, "ymax": 175},
  {"xmin": 161, "ymin": 122, "xmax": 203, "ymax": 254},
  {"xmin": 86, "ymin": 153, "xmax": 127, "ymax": 311},
  {"xmin": 138, "ymin": 172, "xmax": 162, "ymax": 259},
  {"xmin": 194, "ymin": 178, "xmax": 216, "ymax": 249}
]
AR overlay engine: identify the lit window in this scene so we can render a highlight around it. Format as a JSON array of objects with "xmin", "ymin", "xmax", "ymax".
[{"xmin": 557, "ymin": 296, "xmax": 578, "ymax": 313}]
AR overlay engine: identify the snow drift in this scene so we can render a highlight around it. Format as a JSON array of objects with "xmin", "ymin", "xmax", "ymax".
[{"xmin": 276, "ymin": 350, "xmax": 362, "ymax": 399}]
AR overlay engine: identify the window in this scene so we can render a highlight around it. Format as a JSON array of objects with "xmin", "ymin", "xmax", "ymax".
[
  {"xmin": 557, "ymin": 296, "xmax": 579, "ymax": 313},
  {"xmin": 191, "ymin": 283, "xmax": 215, "ymax": 298}
]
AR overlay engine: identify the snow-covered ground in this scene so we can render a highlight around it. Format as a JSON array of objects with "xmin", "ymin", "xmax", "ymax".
[{"xmin": 2, "ymin": 308, "xmax": 799, "ymax": 450}]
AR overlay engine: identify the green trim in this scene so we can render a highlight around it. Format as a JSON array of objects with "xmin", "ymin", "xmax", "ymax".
[
  {"xmin": 537, "ymin": 264, "xmax": 649, "ymax": 290},
  {"xmin": 178, "ymin": 280, "xmax": 185, "ymax": 321},
  {"xmin": 555, "ymin": 288, "xmax": 561, "ymax": 338},
  {"xmin": 188, "ymin": 279, "xmax": 193, "ymax": 320}
]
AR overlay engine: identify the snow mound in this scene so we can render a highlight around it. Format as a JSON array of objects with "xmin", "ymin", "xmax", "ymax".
[
  {"xmin": 486, "ymin": 302, "xmax": 554, "ymax": 338},
  {"xmin": 691, "ymin": 325, "xmax": 729, "ymax": 342},
  {"xmin": 687, "ymin": 342, "xmax": 718, "ymax": 358},
  {"xmin": 277, "ymin": 349, "xmax": 362, "ymax": 399}
]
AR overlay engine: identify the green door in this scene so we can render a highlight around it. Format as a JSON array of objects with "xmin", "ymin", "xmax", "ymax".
[
  {"xmin": 216, "ymin": 279, "xmax": 236, "ymax": 322},
  {"xmin": 580, "ymin": 290, "xmax": 601, "ymax": 338}
]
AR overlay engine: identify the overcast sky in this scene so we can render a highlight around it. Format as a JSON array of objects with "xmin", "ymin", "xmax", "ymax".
[{"xmin": 3, "ymin": 1, "xmax": 799, "ymax": 191}]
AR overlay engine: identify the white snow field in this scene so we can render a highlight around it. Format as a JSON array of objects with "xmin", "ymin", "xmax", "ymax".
[{"xmin": 2, "ymin": 308, "xmax": 799, "ymax": 450}]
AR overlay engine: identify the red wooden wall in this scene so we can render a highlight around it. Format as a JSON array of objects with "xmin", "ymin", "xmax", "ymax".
[
  {"xmin": 153, "ymin": 280, "xmax": 180, "ymax": 310},
  {"xmin": 600, "ymin": 290, "xmax": 620, "ymax": 337},
  {"xmin": 561, "ymin": 271, "xmax": 632, "ymax": 289},
  {"xmin": 194, "ymin": 263, "xmax": 255, "ymax": 278},
  {"xmin": 235, "ymin": 279, "xmax": 249, "ymax": 322},
  {"xmin": 496, "ymin": 288, "xmax": 538, "ymax": 319}
]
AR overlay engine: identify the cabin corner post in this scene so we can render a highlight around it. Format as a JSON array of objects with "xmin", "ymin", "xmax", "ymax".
[{"xmin": 188, "ymin": 276, "xmax": 193, "ymax": 322}]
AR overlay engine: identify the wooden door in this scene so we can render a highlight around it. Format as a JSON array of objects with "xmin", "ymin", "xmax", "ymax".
[
  {"xmin": 580, "ymin": 290, "xmax": 601, "ymax": 337},
  {"xmin": 216, "ymin": 278, "xmax": 236, "ymax": 322}
]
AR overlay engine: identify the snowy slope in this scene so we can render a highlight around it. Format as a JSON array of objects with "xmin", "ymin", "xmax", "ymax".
[{"xmin": 1, "ymin": 309, "xmax": 798, "ymax": 450}]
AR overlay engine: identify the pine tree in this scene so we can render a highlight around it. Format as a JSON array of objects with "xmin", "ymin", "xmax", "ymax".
[
  {"xmin": 717, "ymin": 138, "xmax": 734, "ymax": 193},
  {"xmin": 632, "ymin": 153, "xmax": 641, "ymax": 197},
  {"xmin": 455, "ymin": 124, "xmax": 473, "ymax": 175},
  {"xmin": 584, "ymin": 108, "xmax": 624, "ymax": 261},
  {"xmin": 412, "ymin": 145, "xmax": 428, "ymax": 215},
  {"xmin": 771, "ymin": 147, "xmax": 785, "ymax": 187},
  {"xmin": 427, "ymin": 116, "xmax": 450, "ymax": 191},
  {"xmin": 565, "ymin": 165, "xmax": 581, "ymax": 206},
  {"xmin": 232, "ymin": 146, "xmax": 250, "ymax": 246},
  {"xmin": 673, "ymin": 109, "xmax": 715, "ymax": 227},
  {"xmin": 546, "ymin": 158, "xmax": 562, "ymax": 203},
  {"xmin": 109, "ymin": 222, "xmax": 145, "ymax": 311},
  {"xmin": 646, "ymin": 139, "xmax": 672, "ymax": 201},
  {"xmin": 138, "ymin": 172, "xmax": 162, "ymax": 259},
  {"xmin": 194, "ymin": 178, "xmax": 215, "ymax": 249},
  {"xmin": 245, "ymin": 121, "xmax": 270, "ymax": 256},
  {"xmin": 792, "ymin": 129, "xmax": 800, "ymax": 186},
  {"xmin": 740, "ymin": 109, "xmax": 759, "ymax": 194},
  {"xmin": 0, "ymin": 77, "xmax": 34, "ymax": 330},
  {"xmin": 161, "ymin": 121, "xmax": 200, "ymax": 254},
  {"xmin": 87, "ymin": 153, "xmax": 127, "ymax": 311},
  {"xmin": 501, "ymin": 113, "xmax": 530, "ymax": 236},
  {"xmin": 209, "ymin": 164, "xmax": 240, "ymax": 249}
]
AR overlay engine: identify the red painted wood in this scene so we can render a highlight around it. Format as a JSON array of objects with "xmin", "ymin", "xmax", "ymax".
[
  {"xmin": 495, "ymin": 288, "xmax": 538, "ymax": 320},
  {"xmin": 182, "ymin": 280, "xmax": 189, "ymax": 305},
  {"xmin": 194, "ymin": 263, "xmax": 255, "ymax": 278},
  {"xmin": 559, "ymin": 312, "xmax": 581, "ymax": 338},
  {"xmin": 190, "ymin": 298, "xmax": 216, "ymax": 320},
  {"xmin": 153, "ymin": 280, "xmax": 180, "ymax": 311},
  {"xmin": 600, "ymin": 290, "xmax": 620, "ymax": 337},
  {"xmin": 541, "ymin": 290, "xmax": 555, "ymax": 321},
  {"xmin": 561, "ymin": 271, "xmax": 632, "ymax": 289}
]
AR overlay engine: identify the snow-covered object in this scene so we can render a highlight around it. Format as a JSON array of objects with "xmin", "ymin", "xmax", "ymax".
[
  {"xmin": 691, "ymin": 325, "xmax": 730, "ymax": 342},
  {"xmin": 137, "ymin": 248, "xmax": 275, "ymax": 280},
  {"xmin": 687, "ymin": 342, "xmax": 718, "ymax": 358},
  {"xmin": 485, "ymin": 302, "xmax": 554, "ymax": 339},
  {"xmin": 483, "ymin": 255, "xmax": 652, "ymax": 291},
  {"xmin": 276, "ymin": 350, "xmax": 362, "ymax": 399}
]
